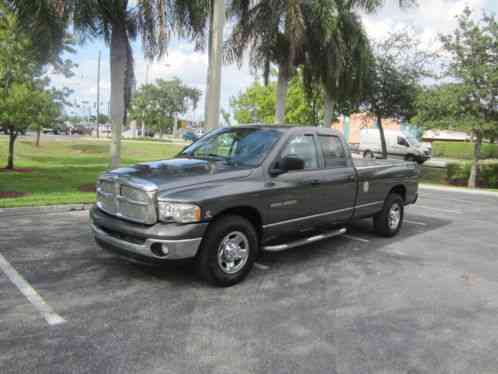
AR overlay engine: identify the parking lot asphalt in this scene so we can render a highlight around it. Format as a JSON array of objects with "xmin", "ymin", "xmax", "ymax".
[{"xmin": 1, "ymin": 188, "xmax": 498, "ymax": 374}]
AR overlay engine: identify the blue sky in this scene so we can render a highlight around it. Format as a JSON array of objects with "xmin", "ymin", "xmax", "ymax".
[{"xmin": 50, "ymin": 0, "xmax": 498, "ymax": 120}]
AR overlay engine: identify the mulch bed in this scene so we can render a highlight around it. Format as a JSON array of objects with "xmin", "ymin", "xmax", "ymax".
[
  {"xmin": 0, "ymin": 168, "xmax": 33, "ymax": 173},
  {"xmin": 79, "ymin": 184, "xmax": 96, "ymax": 193},
  {"xmin": 0, "ymin": 191, "xmax": 32, "ymax": 199}
]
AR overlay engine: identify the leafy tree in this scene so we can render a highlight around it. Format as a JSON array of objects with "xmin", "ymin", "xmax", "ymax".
[
  {"xmin": 433, "ymin": 8, "xmax": 498, "ymax": 188},
  {"xmin": 302, "ymin": 0, "xmax": 375, "ymax": 127},
  {"xmin": 230, "ymin": 72, "xmax": 323, "ymax": 125},
  {"xmin": 129, "ymin": 78, "xmax": 201, "ymax": 137},
  {"xmin": 0, "ymin": 4, "xmax": 39, "ymax": 169},
  {"xmin": 8, "ymin": 0, "xmax": 207, "ymax": 168},
  {"xmin": 363, "ymin": 31, "xmax": 431, "ymax": 159},
  {"xmin": 30, "ymin": 89, "xmax": 63, "ymax": 147}
]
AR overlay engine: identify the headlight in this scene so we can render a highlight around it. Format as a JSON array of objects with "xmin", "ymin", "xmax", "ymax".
[{"xmin": 158, "ymin": 202, "xmax": 201, "ymax": 223}]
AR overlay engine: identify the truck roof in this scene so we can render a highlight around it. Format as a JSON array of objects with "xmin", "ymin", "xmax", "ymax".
[{"xmin": 235, "ymin": 124, "xmax": 342, "ymax": 136}]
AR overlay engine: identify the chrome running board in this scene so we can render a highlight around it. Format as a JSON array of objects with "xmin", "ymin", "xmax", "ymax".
[{"xmin": 263, "ymin": 228, "xmax": 347, "ymax": 252}]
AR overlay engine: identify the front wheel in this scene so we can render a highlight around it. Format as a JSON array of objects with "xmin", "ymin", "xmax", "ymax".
[
  {"xmin": 373, "ymin": 194, "xmax": 404, "ymax": 237},
  {"xmin": 196, "ymin": 215, "xmax": 258, "ymax": 287}
]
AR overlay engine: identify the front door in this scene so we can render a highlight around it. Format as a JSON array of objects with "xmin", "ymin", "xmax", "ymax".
[{"xmin": 265, "ymin": 133, "xmax": 325, "ymax": 233}]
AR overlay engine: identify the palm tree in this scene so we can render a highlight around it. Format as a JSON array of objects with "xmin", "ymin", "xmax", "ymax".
[
  {"xmin": 302, "ymin": 0, "xmax": 373, "ymax": 127},
  {"xmin": 227, "ymin": 0, "xmax": 307, "ymax": 124},
  {"xmin": 8, "ymin": 0, "xmax": 207, "ymax": 168}
]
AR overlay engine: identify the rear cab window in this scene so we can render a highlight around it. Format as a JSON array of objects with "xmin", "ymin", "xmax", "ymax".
[{"xmin": 317, "ymin": 135, "xmax": 347, "ymax": 168}]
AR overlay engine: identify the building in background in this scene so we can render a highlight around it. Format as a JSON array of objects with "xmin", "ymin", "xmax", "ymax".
[{"xmin": 331, "ymin": 113, "xmax": 421, "ymax": 145}]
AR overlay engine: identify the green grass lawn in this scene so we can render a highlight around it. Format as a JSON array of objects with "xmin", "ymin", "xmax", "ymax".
[
  {"xmin": 0, "ymin": 136, "xmax": 182, "ymax": 208},
  {"xmin": 432, "ymin": 141, "xmax": 498, "ymax": 160}
]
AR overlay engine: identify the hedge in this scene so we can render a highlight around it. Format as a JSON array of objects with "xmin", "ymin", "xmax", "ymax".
[
  {"xmin": 432, "ymin": 141, "xmax": 498, "ymax": 160},
  {"xmin": 446, "ymin": 160, "xmax": 498, "ymax": 188}
]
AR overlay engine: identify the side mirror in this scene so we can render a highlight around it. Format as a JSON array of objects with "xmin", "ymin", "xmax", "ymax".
[{"xmin": 270, "ymin": 156, "xmax": 305, "ymax": 176}]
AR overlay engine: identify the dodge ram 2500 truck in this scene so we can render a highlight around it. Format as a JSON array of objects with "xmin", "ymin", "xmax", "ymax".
[{"xmin": 90, "ymin": 126, "xmax": 419, "ymax": 286}]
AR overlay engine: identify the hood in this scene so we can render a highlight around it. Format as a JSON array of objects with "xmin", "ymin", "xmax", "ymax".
[{"xmin": 105, "ymin": 158, "xmax": 254, "ymax": 192}]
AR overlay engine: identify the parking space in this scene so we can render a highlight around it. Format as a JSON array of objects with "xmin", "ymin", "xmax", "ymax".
[{"xmin": 1, "ymin": 189, "xmax": 498, "ymax": 373}]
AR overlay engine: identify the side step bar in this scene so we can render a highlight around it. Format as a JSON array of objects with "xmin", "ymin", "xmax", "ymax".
[{"xmin": 263, "ymin": 228, "xmax": 347, "ymax": 252}]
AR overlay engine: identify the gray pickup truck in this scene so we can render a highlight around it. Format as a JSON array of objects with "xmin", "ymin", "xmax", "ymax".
[{"xmin": 90, "ymin": 126, "xmax": 418, "ymax": 286}]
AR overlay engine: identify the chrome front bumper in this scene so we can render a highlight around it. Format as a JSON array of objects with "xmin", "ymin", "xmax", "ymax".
[{"xmin": 91, "ymin": 223, "xmax": 203, "ymax": 260}]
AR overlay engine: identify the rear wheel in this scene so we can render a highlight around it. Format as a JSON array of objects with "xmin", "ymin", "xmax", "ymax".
[
  {"xmin": 363, "ymin": 150, "xmax": 375, "ymax": 159},
  {"xmin": 196, "ymin": 215, "xmax": 258, "ymax": 287},
  {"xmin": 373, "ymin": 193, "xmax": 404, "ymax": 237}
]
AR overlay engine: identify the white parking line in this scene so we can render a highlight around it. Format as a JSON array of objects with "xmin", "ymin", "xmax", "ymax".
[
  {"xmin": 404, "ymin": 220, "xmax": 427, "ymax": 226},
  {"xmin": 254, "ymin": 262, "xmax": 270, "ymax": 270},
  {"xmin": 340, "ymin": 234, "xmax": 370, "ymax": 243},
  {"xmin": 412, "ymin": 205, "xmax": 462, "ymax": 214},
  {"xmin": 0, "ymin": 253, "xmax": 65, "ymax": 326}
]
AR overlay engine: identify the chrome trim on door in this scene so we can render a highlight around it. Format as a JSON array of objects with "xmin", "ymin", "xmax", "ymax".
[
  {"xmin": 262, "ymin": 201, "xmax": 385, "ymax": 229},
  {"xmin": 262, "ymin": 207, "xmax": 354, "ymax": 228},
  {"xmin": 355, "ymin": 201, "xmax": 384, "ymax": 209}
]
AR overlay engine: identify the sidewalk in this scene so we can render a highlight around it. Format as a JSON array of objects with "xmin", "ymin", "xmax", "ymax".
[{"xmin": 420, "ymin": 183, "xmax": 498, "ymax": 197}]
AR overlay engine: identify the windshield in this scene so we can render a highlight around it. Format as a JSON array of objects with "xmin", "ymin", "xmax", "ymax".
[
  {"xmin": 406, "ymin": 135, "xmax": 420, "ymax": 146},
  {"xmin": 180, "ymin": 127, "xmax": 282, "ymax": 167}
]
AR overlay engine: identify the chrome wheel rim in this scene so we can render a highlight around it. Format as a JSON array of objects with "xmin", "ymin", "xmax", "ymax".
[
  {"xmin": 388, "ymin": 203, "xmax": 402, "ymax": 230},
  {"xmin": 217, "ymin": 231, "xmax": 250, "ymax": 274}
]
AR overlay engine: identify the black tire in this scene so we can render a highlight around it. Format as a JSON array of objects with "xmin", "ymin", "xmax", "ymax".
[
  {"xmin": 364, "ymin": 151, "xmax": 375, "ymax": 159},
  {"xmin": 196, "ymin": 215, "xmax": 258, "ymax": 287},
  {"xmin": 373, "ymin": 193, "xmax": 404, "ymax": 237}
]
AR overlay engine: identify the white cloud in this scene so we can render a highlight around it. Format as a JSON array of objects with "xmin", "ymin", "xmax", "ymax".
[{"xmin": 362, "ymin": 0, "xmax": 487, "ymax": 48}]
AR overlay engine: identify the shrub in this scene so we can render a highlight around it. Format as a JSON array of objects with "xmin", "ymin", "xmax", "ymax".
[
  {"xmin": 446, "ymin": 160, "xmax": 498, "ymax": 187},
  {"xmin": 432, "ymin": 141, "xmax": 498, "ymax": 160}
]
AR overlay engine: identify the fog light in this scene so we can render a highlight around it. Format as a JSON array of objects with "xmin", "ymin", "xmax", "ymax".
[{"xmin": 150, "ymin": 242, "xmax": 168, "ymax": 257}]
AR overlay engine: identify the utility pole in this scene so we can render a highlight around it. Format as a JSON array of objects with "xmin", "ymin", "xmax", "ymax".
[
  {"xmin": 204, "ymin": 0, "xmax": 225, "ymax": 130},
  {"xmin": 96, "ymin": 51, "xmax": 101, "ymax": 138}
]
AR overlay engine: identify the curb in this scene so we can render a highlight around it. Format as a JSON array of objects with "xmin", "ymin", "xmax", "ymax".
[
  {"xmin": 420, "ymin": 183, "xmax": 498, "ymax": 197},
  {"xmin": 0, "ymin": 204, "xmax": 93, "ymax": 217}
]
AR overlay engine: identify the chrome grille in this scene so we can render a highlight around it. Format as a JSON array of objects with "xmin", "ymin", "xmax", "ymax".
[
  {"xmin": 120, "ymin": 185, "xmax": 148, "ymax": 203},
  {"xmin": 97, "ymin": 178, "xmax": 157, "ymax": 224}
]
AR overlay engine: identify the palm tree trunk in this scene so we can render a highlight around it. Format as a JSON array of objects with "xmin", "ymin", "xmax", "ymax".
[
  {"xmin": 377, "ymin": 115, "xmax": 388, "ymax": 159},
  {"xmin": 7, "ymin": 131, "xmax": 17, "ymax": 170},
  {"xmin": 275, "ymin": 64, "xmax": 289, "ymax": 124},
  {"xmin": 204, "ymin": 0, "xmax": 224, "ymax": 130},
  {"xmin": 35, "ymin": 128, "xmax": 41, "ymax": 147},
  {"xmin": 109, "ymin": 25, "xmax": 129, "ymax": 169},
  {"xmin": 468, "ymin": 130, "xmax": 481, "ymax": 188},
  {"xmin": 323, "ymin": 91, "xmax": 334, "ymax": 128}
]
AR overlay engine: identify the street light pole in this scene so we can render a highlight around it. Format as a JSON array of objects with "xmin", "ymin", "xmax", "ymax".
[{"xmin": 204, "ymin": 0, "xmax": 225, "ymax": 130}]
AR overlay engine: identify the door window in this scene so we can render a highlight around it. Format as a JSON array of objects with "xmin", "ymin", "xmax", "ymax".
[
  {"xmin": 318, "ymin": 135, "xmax": 347, "ymax": 168},
  {"xmin": 281, "ymin": 135, "xmax": 319, "ymax": 170},
  {"xmin": 397, "ymin": 136, "xmax": 410, "ymax": 147}
]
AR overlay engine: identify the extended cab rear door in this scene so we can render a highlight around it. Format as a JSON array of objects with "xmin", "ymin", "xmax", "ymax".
[{"xmin": 313, "ymin": 133, "xmax": 357, "ymax": 223}]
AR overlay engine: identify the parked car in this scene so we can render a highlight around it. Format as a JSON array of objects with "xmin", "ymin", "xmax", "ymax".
[
  {"xmin": 359, "ymin": 129, "xmax": 431, "ymax": 164},
  {"xmin": 90, "ymin": 126, "xmax": 419, "ymax": 286},
  {"xmin": 182, "ymin": 131, "xmax": 198, "ymax": 143},
  {"xmin": 1, "ymin": 126, "xmax": 26, "ymax": 135}
]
